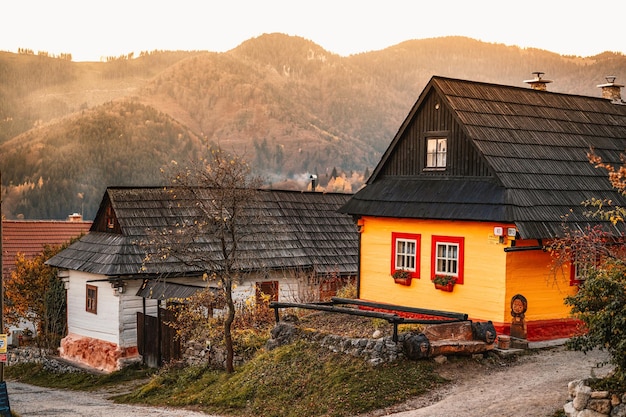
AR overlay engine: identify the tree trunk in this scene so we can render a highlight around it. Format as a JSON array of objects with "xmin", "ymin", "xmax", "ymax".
[{"xmin": 223, "ymin": 278, "xmax": 235, "ymax": 373}]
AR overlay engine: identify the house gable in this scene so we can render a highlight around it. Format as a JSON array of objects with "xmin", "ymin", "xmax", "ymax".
[
  {"xmin": 91, "ymin": 191, "xmax": 120, "ymax": 234},
  {"xmin": 375, "ymin": 87, "xmax": 495, "ymax": 179}
]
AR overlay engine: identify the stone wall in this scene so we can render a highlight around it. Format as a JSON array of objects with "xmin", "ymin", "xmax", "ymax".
[
  {"xmin": 565, "ymin": 379, "xmax": 626, "ymax": 417},
  {"xmin": 266, "ymin": 321, "xmax": 402, "ymax": 365},
  {"xmin": 7, "ymin": 347, "xmax": 85, "ymax": 373},
  {"xmin": 182, "ymin": 322, "xmax": 403, "ymax": 368}
]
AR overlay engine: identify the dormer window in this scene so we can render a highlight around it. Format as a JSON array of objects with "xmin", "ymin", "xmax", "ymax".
[{"xmin": 426, "ymin": 137, "xmax": 447, "ymax": 168}]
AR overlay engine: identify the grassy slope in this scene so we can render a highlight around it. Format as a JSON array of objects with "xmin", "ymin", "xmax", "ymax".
[{"xmin": 6, "ymin": 341, "xmax": 444, "ymax": 417}]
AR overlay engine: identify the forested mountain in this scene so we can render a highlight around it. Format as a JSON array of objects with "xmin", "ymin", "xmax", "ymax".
[{"xmin": 1, "ymin": 34, "xmax": 625, "ymax": 220}]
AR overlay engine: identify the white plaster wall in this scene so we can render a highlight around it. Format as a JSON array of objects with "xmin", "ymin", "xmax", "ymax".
[{"xmin": 66, "ymin": 271, "xmax": 120, "ymax": 344}]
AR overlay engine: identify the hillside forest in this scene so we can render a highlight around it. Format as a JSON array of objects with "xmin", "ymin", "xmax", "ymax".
[{"xmin": 1, "ymin": 34, "xmax": 625, "ymax": 220}]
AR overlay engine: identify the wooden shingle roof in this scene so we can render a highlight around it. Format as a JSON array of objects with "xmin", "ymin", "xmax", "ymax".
[
  {"xmin": 46, "ymin": 187, "xmax": 358, "ymax": 277},
  {"xmin": 340, "ymin": 76, "xmax": 626, "ymax": 239}
]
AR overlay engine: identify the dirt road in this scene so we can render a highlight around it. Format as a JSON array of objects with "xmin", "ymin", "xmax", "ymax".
[
  {"xmin": 362, "ymin": 345, "xmax": 612, "ymax": 417},
  {"xmin": 5, "ymin": 345, "xmax": 612, "ymax": 417}
]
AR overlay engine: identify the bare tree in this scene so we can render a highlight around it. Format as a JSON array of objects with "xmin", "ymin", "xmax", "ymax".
[{"xmin": 145, "ymin": 147, "xmax": 263, "ymax": 373}]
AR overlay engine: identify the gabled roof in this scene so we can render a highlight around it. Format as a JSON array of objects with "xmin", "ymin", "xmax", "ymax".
[
  {"xmin": 2, "ymin": 219, "xmax": 92, "ymax": 278},
  {"xmin": 46, "ymin": 187, "xmax": 358, "ymax": 277},
  {"xmin": 341, "ymin": 76, "xmax": 626, "ymax": 239}
]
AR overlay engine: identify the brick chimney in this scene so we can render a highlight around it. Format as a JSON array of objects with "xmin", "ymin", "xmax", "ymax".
[
  {"xmin": 524, "ymin": 71, "xmax": 552, "ymax": 91},
  {"xmin": 597, "ymin": 76, "xmax": 624, "ymax": 103},
  {"xmin": 67, "ymin": 213, "xmax": 83, "ymax": 222}
]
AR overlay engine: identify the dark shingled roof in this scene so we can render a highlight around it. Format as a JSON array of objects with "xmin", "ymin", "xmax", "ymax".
[
  {"xmin": 340, "ymin": 76, "xmax": 626, "ymax": 239},
  {"xmin": 46, "ymin": 187, "xmax": 358, "ymax": 277}
]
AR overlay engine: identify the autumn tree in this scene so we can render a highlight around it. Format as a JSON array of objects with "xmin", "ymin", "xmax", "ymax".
[
  {"xmin": 549, "ymin": 149, "xmax": 626, "ymax": 385},
  {"xmin": 5, "ymin": 244, "xmax": 69, "ymax": 349},
  {"xmin": 145, "ymin": 147, "xmax": 263, "ymax": 373}
]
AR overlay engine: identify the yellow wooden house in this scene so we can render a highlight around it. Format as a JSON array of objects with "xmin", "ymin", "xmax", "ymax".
[{"xmin": 340, "ymin": 74, "xmax": 626, "ymax": 342}]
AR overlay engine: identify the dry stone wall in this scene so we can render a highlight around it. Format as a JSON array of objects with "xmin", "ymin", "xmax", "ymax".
[
  {"xmin": 565, "ymin": 379, "xmax": 626, "ymax": 417},
  {"xmin": 266, "ymin": 321, "xmax": 403, "ymax": 365},
  {"xmin": 7, "ymin": 347, "xmax": 84, "ymax": 373}
]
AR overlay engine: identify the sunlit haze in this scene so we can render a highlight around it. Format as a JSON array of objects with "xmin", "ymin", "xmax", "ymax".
[{"xmin": 2, "ymin": 0, "xmax": 625, "ymax": 61}]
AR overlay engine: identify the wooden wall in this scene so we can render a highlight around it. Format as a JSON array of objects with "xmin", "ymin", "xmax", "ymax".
[
  {"xmin": 359, "ymin": 216, "xmax": 579, "ymax": 336},
  {"xmin": 380, "ymin": 90, "xmax": 493, "ymax": 178},
  {"xmin": 505, "ymin": 243, "xmax": 575, "ymax": 322},
  {"xmin": 359, "ymin": 217, "xmax": 509, "ymax": 322},
  {"xmin": 66, "ymin": 271, "xmax": 121, "ymax": 344}
]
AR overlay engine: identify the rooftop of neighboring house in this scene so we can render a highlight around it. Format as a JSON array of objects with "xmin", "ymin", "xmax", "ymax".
[
  {"xmin": 2, "ymin": 214, "xmax": 92, "ymax": 278},
  {"xmin": 46, "ymin": 188, "xmax": 358, "ymax": 277}
]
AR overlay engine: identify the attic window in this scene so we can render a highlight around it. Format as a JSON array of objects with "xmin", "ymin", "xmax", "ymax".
[{"xmin": 426, "ymin": 137, "xmax": 447, "ymax": 169}]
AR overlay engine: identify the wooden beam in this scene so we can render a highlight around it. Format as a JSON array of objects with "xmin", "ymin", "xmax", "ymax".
[{"xmin": 330, "ymin": 297, "xmax": 468, "ymax": 321}]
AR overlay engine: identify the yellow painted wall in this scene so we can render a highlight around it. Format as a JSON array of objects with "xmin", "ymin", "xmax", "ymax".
[
  {"xmin": 359, "ymin": 217, "xmax": 513, "ymax": 323},
  {"xmin": 505, "ymin": 242, "xmax": 576, "ymax": 322}
]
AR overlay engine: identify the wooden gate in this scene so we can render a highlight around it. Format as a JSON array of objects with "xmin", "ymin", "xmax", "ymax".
[{"xmin": 137, "ymin": 308, "xmax": 182, "ymax": 368}]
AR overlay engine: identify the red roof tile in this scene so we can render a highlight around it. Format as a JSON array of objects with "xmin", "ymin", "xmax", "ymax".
[{"xmin": 2, "ymin": 219, "xmax": 92, "ymax": 278}]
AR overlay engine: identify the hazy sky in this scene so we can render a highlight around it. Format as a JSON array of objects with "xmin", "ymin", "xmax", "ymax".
[{"xmin": 3, "ymin": 0, "xmax": 625, "ymax": 62}]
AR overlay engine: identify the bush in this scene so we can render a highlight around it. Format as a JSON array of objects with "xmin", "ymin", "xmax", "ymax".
[{"xmin": 565, "ymin": 260, "xmax": 626, "ymax": 385}]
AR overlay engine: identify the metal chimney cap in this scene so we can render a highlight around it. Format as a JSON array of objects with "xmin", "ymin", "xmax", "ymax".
[
  {"xmin": 597, "ymin": 76, "xmax": 624, "ymax": 88},
  {"xmin": 523, "ymin": 71, "xmax": 553, "ymax": 84}
]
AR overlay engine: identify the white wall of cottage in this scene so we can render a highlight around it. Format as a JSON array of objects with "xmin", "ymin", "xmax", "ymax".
[
  {"xmin": 66, "ymin": 270, "xmax": 121, "ymax": 344},
  {"xmin": 66, "ymin": 271, "xmax": 158, "ymax": 348},
  {"xmin": 66, "ymin": 269, "xmax": 310, "ymax": 349}
]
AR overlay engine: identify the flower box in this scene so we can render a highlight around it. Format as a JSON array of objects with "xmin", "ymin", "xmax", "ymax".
[
  {"xmin": 434, "ymin": 282, "xmax": 454, "ymax": 292},
  {"xmin": 392, "ymin": 270, "xmax": 412, "ymax": 286},
  {"xmin": 433, "ymin": 276, "xmax": 456, "ymax": 292},
  {"xmin": 393, "ymin": 276, "xmax": 412, "ymax": 286}
]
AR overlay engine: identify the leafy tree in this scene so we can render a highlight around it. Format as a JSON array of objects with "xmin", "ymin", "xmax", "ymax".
[
  {"xmin": 5, "ymin": 243, "xmax": 70, "ymax": 349},
  {"xmin": 145, "ymin": 147, "xmax": 263, "ymax": 373},
  {"xmin": 550, "ymin": 150, "xmax": 626, "ymax": 384}
]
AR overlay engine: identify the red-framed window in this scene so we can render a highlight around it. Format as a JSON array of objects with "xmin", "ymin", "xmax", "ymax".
[
  {"xmin": 431, "ymin": 236, "xmax": 465, "ymax": 284},
  {"xmin": 570, "ymin": 251, "xmax": 599, "ymax": 286},
  {"xmin": 391, "ymin": 232, "xmax": 421, "ymax": 278}
]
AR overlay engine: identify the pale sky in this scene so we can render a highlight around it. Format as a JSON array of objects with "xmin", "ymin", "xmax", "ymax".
[{"xmin": 2, "ymin": 0, "xmax": 625, "ymax": 62}]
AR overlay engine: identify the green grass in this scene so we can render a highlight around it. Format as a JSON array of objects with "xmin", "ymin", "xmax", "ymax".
[
  {"xmin": 5, "ymin": 362, "xmax": 155, "ymax": 391},
  {"xmin": 115, "ymin": 341, "xmax": 445, "ymax": 417},
  {"xmin": 5, "ymin": 342, "xmax": 445, "ymax": 417}
]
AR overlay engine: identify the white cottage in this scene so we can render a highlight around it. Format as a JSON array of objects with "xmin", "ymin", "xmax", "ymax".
[{"xmin": 47, "ymin": 187, "xmax": 358, "ymax": 372}]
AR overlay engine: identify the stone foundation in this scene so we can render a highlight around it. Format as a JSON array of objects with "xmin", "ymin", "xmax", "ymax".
[
  {"xmin": 60, "ymin": 333, "xmax": 140, "ymax": 373},
  {"xmin": 7, "ymin": 346, "xmax": 85, "ymax": 373},
  {"xmin": 565, "ymin": 379, "xmax": 626, "ymax": 417}
]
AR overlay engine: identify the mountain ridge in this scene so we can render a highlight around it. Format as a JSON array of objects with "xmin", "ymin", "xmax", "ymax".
[{"xmin": 1, "ymin": 34, "xmax": 624, "ymax": 220}]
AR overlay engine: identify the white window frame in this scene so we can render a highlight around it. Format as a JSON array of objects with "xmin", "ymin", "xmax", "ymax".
[
  {"xmin": 435, "ymin": 242, "xmax": 459, "ymax": 277},
  {"xmin": 395, "ymin": 238, "xmax": 417, "ymax": 272},
  {"xmin": 426, "ymin": 137, "xmax": 447, "ymax": 168}
]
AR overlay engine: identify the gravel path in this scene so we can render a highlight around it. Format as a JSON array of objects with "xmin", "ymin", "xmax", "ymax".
[{"xmin": 7, "ymin": 382, "xmax": 216, "ymax": 417}]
